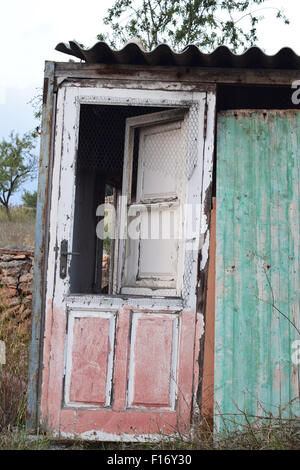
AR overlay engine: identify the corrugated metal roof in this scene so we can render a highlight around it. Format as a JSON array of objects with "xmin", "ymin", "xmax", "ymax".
[{"xmin": 55, "ymin": 40, "xmax": 300, "ymax": 69}]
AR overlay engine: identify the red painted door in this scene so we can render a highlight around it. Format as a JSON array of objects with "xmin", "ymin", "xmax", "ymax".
[{"xmin": 40, "ymin": 87, "xmax": 214, "ymax": 441}]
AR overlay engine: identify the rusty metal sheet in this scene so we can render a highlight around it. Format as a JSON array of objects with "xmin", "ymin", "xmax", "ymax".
[{"xmin": 215, "ymin": 110, "xmax": 300, "ymax": 430}]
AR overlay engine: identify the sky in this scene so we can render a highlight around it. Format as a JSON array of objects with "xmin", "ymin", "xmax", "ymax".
[{"xmin": 1, "ymin": 0, "xmax": 300, "ymax": 203}]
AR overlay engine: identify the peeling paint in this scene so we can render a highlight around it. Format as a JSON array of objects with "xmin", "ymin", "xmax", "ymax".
[
  {"xmin": 215, "ymin": 110, "xmax": 300, "ymax": 430},
  {"xmin": 36, "ymin": 86, "xmax": 211, "ymax": 440}
]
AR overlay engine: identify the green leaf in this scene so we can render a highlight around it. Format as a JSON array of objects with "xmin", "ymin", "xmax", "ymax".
[{"xmin": 96, "ymin": 0, "xmax": 289, "ymax": 53}]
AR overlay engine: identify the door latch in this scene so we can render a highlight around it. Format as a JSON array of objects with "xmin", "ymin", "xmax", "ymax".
[{"xmin": 60, "ymin": 240, "xmax": 80, "ymax": 279}]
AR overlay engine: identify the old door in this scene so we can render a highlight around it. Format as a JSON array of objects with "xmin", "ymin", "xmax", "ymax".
[
  {"xmin": 40, "ymin": 87, "xmax": 215, "ymax": 440},
  {"xmin": 215, "ymin": 110, "xmax": 300, "ymax": 430}
]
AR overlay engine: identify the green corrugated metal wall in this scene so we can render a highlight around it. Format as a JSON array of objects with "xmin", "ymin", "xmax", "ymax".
[{"xmin": 215, "ymin": 110, "xmax": 300, "ymax": 430}]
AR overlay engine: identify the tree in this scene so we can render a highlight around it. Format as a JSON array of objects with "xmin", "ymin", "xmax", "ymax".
[
  {"xmin": 22, "ymin": 190, "xmax": 37, "ymax": 210},
  {"xmin": 98, "ymin": 0, "xmax": 289, "ymax": 52},
  {"xmin": 0, "ymin": 132, "xmax": 37, "ymax": 218}
]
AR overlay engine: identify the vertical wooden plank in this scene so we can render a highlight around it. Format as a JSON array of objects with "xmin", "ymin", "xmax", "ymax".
[
  {"xmin": 215, "ymin": 110, "xmax": 300, "ymax": 431},
  {"xmin": 66, "ymin": 313, "xmax": 115, "ymax": 406},
  {"xmin": 42, "ymin": 86, "xmax": 79, "ymax": 431},
  {"xmin": 39, "ymin": 86, "xmax": 66, "ymax": 428},
  {"xmin": 193, "ymin": 91, "xmax": 216, "ymax": 416},
  {"xmin": 27, "ymin": 61, "xmax": 55, "ymax": 429},
  {"xmin": 127, "ymin": 312, "xmax": 179, "ymax": 409},
  {"xmin": 201, "ymin": 198, "xmax": 216, "ymax": 419}
]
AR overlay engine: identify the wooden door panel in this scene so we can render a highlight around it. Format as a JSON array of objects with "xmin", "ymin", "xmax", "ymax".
[
  {"xmin": 138, "ymin": 239, "xmax": 177, "ymax": 280},
  {"xmin": 127, "ymin": 312, "xmax": 179, "ymax": 410},
  {"xmin": 65, "ymin": 311, "xmax": 116, "ymax": 407},
  {"xmin": 122, "ymin": 203, "xmax": 181, "ymax": 293}
]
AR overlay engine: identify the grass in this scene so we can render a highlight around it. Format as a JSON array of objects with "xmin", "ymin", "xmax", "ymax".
[
  {"xmin": 0, "ymin": 204, "xmax": 34, "ymax": 436},
  {"xmin": 0, "ymin": 427, "xmax": 51, "ymax": 450},
  {"xmin": 0, "ymin": 299, "xmax": 30, "ymax": 432},
  {"xmin": 0, "ymin": 206, "xmax": 36, "ymax": 250},
  {"xmin": 66, "ymin": 414, "xmax": 299, "ymax": 450},
  {"xmin": 0, "ymin": 418, "xmax": 299, "ymax": 450}
]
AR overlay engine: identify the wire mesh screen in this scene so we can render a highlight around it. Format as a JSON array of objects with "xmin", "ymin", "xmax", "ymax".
[
  {"xmin": 183, "ymin": 102, "xmax": 202, "ymax": 304},
  {"xmin": 77, "ymin": 105, "xmax": 168, "ymax": 188},
  {"xmin": 136, "ymin": 117, "xmax": 189, "ymax": 202},
  {"xmin": 187, "ymin": 103, "xmax": 202, "ymax": 178}
]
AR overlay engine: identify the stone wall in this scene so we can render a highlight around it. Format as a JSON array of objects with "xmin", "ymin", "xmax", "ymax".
[{"xmin": 0, "ymin": 249, "xmax": 33, "ymax": 333}]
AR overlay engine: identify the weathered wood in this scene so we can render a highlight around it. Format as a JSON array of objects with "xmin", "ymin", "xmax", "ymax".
[
  {"xmin": 65, "ymin": 311, "xmax": 116, "ymax": 407},
  {"xmin": 27, "ymin": 61, "xmax": 56, "ymax": 430},
  {"xmin": 0, "ymin": 248, "xmax": 34, "ymax": 256},
  {"xmin": 58, "ymin": 78, "xmax": 213, "ymax": 93},
  {"xmin": 41, "ymin": 86, "xmax": 207, "ymax": 440},
  {"xmin": 55, "ymin": 62, "xmax": 300, "ymax": 86},
  {"xmin": 193, "ymin": 92, "xmax": 216, "ymax": 416},
  {"xmin": 201, "ymin": 198, "xmax": 216, "ymax": 419}
]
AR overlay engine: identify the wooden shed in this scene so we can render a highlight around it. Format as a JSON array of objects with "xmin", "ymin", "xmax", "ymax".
[{"xmin": 27, "ymin": 41, "xmax": 300, "ymax": 440}]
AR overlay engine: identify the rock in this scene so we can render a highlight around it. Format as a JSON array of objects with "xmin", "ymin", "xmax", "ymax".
[
  {"xmin": 0, "ymin": 250, "xmax": 33, "ymax": 330},
  {"xmin": 0, "ymin": 260, "xmax": 31, "ymax": 278},
  {"xmin": 0, "ymin": 260, "xmax": 28, "ymax": 269},
  {"xmin": 5, "ymin": 297, "xmax": 21, "ymax": 308},
  {"xmin": 19, "ymin": 273, "xmax": 33, "ymax": 284},
  {"xmin": 0, "ymin": 286, "xmax": 18, "ymax": 299},
  {"xmin": 18, "ymin": 282, "xmax": 32, "ymax": 295},
  {"xmin": 1, "ymin": 276, "xmax": 18, "ymax": 287},
  {"xmin": 13, "ymin": 254, "xmax": 26, "ymax": 260},
  {"xmin": 22, "ymin": 295, "xmax": 32, "ymax": 306},
  {"xmin": 0, "ymin": 254, "xmax": 14, "ymax": 262}
]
